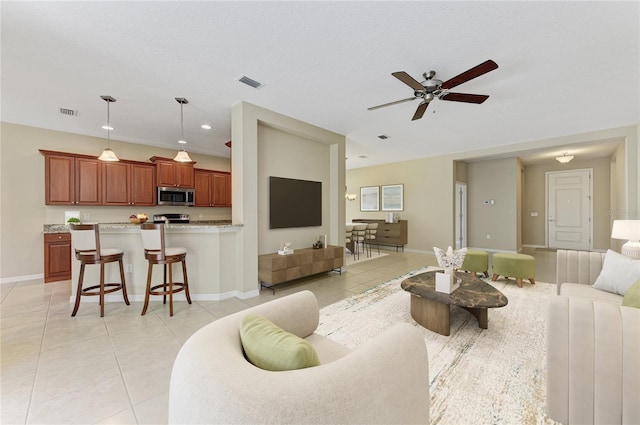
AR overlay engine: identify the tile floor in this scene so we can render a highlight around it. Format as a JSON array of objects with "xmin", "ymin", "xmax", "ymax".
[{"xmin": 1, "ymin": 248, "xmax": 555, "ymax": 424}]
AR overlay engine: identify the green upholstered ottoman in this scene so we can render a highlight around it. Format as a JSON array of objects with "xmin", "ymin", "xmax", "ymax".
[
  {"xmin": 460, "ymin": 250, "xmax": 489, "ymax": 277},
  {"xmin": 491, "ymin": 253, "xmax": 536, "ymax": 288}
]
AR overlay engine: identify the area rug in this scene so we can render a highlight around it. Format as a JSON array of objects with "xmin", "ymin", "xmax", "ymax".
[{"xmin": 316, "ymin": 267, "xmax": 558, "ymax": 425}]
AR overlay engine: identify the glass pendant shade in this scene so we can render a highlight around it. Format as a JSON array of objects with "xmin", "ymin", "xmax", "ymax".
[
  {"xmin": 174, "ymin": 97, "xmax": 193, "ymax": 162},
  {"xmin": 98, "ymin": 148, "xmax": 119, "ymax": 161},
  {"xmin": 98, "ymin": 95, "xmax": 119, "ymax": 162},
  {"xmin": 174, "ymin": 149, "xmax": 192, "ymax": 162}
]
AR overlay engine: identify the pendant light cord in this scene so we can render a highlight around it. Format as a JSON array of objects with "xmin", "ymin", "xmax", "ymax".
[
  {"xmin": 180, "ymin": 101, "xmax": 185, "ymax": 148},
  {"xmin": 106, "ymin": 100, "xmax": 111, "ymax": 149}
]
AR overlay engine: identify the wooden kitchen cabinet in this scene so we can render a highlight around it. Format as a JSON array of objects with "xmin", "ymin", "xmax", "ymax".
[
  {"xmin": 212, "ymin": 172, "xmax": 231, "ymax": 207},
  {"xmin": 42, "ymin": 151, "xmax": 101, "ymax": 205},
  {"xmin": 151, "ymin": 156, "xmax": 195, "ymax": 188},
  {"xmin": 194, "ymin": 169, "xmax": 231, "ymax": 207},
  {"xmin": 102, "ymin": 161, "xmax": 156, "ymax": 206},
  {"xmin": 44, "ymin": 233, "xmax": 71, "ymax": 283}
]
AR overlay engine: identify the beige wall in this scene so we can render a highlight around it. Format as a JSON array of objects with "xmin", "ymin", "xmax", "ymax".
[
  {"xmin": 257, "ymin": 124, "xmax": 331, "ymax": 252},
  {"xmin": 231, "ymin": 102, "xmax": 345, "ymax": 293},
  {"xmin": 347, "ymin": 125, "xmax": 638, "ymax": 255},
  {"xmin": 346, "ymin": 155, "xmax": 456, "ymax": 252},
  {"xmin": 522, "ymin": 157, "xmax": 611, "ymax": 249},
  {"xmin": 0, "ymin": 122, "xmax": 231, "ymax": 280},
  {"xmin": 467, "ymin": 157, "xmax": 519, "ymax": 251}
]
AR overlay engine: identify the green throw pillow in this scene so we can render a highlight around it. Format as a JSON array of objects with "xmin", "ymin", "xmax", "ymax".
[
  {"xmin": 239, "ymin": 314, "xmax": 320, "ymax": 371},
  {"xmin": 622, "ymin": 279, "xmax": 640, "ymax": 309}
]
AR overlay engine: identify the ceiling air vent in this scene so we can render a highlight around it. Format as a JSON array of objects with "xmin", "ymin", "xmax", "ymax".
[
  {"xmin": 59, "ymin": 107, "xmax": 77, "ymax": 117},
  {"xmin": 236, "ymin": 75, "xmax": 264, "ymax": 89}
]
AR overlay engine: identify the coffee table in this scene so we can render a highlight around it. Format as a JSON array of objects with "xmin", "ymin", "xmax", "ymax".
[{"xmin": 401, "ymin": 270, "xmax": 508, "ymax": 336}]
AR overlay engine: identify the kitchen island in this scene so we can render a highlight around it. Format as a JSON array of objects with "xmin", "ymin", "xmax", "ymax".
[{"xmin": 44, "ymin": 221, "xmax": 249, "ymax": 302}]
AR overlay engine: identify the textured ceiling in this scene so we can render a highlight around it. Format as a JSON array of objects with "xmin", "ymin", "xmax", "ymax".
[{"xmin": 1, "ymin": 1, "xmax": 638, "ymax": 169}]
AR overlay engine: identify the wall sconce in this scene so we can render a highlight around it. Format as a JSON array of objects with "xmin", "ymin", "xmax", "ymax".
[
  {"xmin": 611, "ymin": 220, "xmax": 640, "ymax": 258},
  {"xmin": 345, "ymin": 187, "xmax": 356, "ymax": 201},
  {"xmin": 555, "ymin": 153, "xmax": 574, "ymax": 163}
]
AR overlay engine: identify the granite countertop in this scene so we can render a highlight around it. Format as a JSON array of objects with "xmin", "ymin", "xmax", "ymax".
[{"xmin": 43, "ymin": 220, "xmax": 235, "ymax": 234}]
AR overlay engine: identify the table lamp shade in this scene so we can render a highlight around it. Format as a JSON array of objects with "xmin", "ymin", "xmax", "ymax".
[{"xmin": 611, "ymin": 220, "xmax": 640, "ymax": 258}]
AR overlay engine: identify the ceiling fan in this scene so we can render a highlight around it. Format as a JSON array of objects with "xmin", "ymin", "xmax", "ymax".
[{"xmin": 368, "ymin": 60, "xmax": 499, "ymax": 121}]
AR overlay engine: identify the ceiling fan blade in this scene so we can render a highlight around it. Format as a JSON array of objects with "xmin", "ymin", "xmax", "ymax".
[
  {"xmin": 440, "ymin": 92, "xmax": 490, "ymax": 104},
  {"xmin": 392, "ymin": 71, "xmax": 425, "ymax": 91},
  {"xmin": 367, "ymin": 97, "xmax": 417, "ymax": 111},
  {"xmin": 411, "ymin": 102, "xmax": 429, "ymax": 121},
  {"xmin": 441, "ymin": 60, "xmax": 498, "ymax": 90}
]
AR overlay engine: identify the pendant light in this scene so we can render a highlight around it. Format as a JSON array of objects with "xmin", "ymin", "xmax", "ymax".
[
  {"xmin": 173, "ymin": 97, "xmax": 193, "ymax": 162},
  {"xmin": 97, "ymin": 95, "xmax": 120, "ymax": 161}
]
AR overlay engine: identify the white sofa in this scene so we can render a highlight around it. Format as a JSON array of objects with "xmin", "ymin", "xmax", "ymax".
[
  {"xmin": 547, "ymin": 250, "xmax": 640, "ymax": 424},
  {"xmin": 555, "ymin": 249, "xmax": 622, "ymax": 304},
  {"xmin": 168, "ymin": 290, "xmax": 430, "ymax": 424}
]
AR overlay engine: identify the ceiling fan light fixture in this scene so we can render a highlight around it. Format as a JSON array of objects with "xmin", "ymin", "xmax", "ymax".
[
  {"xmin": 98, "ymin": 95, "xmax": 119, "ymax": 162},
  {"xmin": 173, "ymin": 97, "xmax": 193, "ymax": 163},
  {"xmin": 555, "ymin": 153, "xmax": 574, "ymax": 163}
]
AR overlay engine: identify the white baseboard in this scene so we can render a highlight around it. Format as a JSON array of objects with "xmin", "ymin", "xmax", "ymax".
[{"xmin": 0, "ymin": 273, "xmax": 44, "ymax": 285}]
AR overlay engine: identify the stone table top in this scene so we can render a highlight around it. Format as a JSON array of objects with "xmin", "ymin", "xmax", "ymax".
[
  {"xmin": 401, "ymin": 270, "xmax": 508, "ymax": 309},
  {"xmin": 43, "ymin": 220, "xmax": 239, "ymax": 234}
]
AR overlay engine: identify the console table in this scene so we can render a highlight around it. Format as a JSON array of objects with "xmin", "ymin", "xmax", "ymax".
[
  {"xmin": 352, "ymin": 219, "xmax": 408, "ymax": 251},
  {"xmin": 258, "ymin": 245, "xmax": 344, "ymax": 293}
]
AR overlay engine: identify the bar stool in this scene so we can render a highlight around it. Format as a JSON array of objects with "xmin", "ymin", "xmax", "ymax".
[
  {"xmin": 352, "ymin": 224, "xmax": 368, "ymax": 261},
  {"xmin": 140, "ymin": 223, "xmax": 192, "ymax": 317},
  {"xmin": 365, "ymin": 222, "xmax": 379, "ymax": 257},
  {"xmin": 69, "ymin": 223, "xmax": 129, "ymax": 317}
]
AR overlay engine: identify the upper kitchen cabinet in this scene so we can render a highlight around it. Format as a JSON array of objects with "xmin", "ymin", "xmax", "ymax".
[
  {"xmin": 212, "ymin": 171, "xmax": 231, "ymax": 207},
  {"xmin": 41, "ymin": 150, "xmax": 101, "ymax": 205},
  {"xmin": 102, "ymin": 161, "xmax": 156, "ymax": 206},
  {"xmin": 194, "ymin": 169, "xmax": 231, "ymax": 207},
  {"xmin": 150, "ymin": 156, "xmax": 195, "ymax": 188}
]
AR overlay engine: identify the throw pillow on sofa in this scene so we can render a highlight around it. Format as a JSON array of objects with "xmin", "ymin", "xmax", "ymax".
[
  {"xmin": 622, "ymin": 279, "xmax": 640, "ymax": 308},
  {"xmin": 239, "ymin": 314, "xmax": 320, "ymax": 371},
  {"xmin": 592, "ymin": 249, "xmax": 640, "ymax": 295}
]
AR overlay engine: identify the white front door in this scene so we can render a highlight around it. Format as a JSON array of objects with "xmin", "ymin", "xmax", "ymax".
[
  {"xmin": 546, "ymin": 169, "xmax": 592, "ymax": 250},
  {"xmin": 455, "ymin": 182, "xmax": 467, "ymax": 249}
]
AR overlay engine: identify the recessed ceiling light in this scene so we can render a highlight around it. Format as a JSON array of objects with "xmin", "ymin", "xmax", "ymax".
[
  {"xmin": 358, "ymin": 155, "xmax": 368, "ymax": 159},
  {"xmin": 201, "ymin": 124, "xmax": 212, "ymax": 130},
  {"xmin": 378, "ymin": 134, "xmax": 389, "ymax": 140}
]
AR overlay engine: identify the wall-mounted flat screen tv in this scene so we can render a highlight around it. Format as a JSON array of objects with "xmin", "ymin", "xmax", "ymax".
[{"xmin": 269, "ymin": 176, "xmax": 322, "ymax": 229}]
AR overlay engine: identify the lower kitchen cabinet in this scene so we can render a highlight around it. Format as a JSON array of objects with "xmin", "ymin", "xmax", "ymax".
[{"xmin": 44, "ymin": 233, "xmax": 71, "ymax": 283}]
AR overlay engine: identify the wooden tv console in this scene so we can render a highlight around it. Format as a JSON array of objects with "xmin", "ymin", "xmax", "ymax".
[{"xmin": 258, "ymin": 245, "xmax": 344, "ymax": 293}]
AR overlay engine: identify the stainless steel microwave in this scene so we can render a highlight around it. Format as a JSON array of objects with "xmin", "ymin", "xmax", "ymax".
[{"xmin": 157, "ymin": 187, "xmax": 195, "ymax": 206}]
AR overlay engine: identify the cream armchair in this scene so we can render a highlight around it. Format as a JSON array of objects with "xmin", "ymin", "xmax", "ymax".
[{"xmin": 168, "ymin": 290, "xmax": 430, "ymax": 424}]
